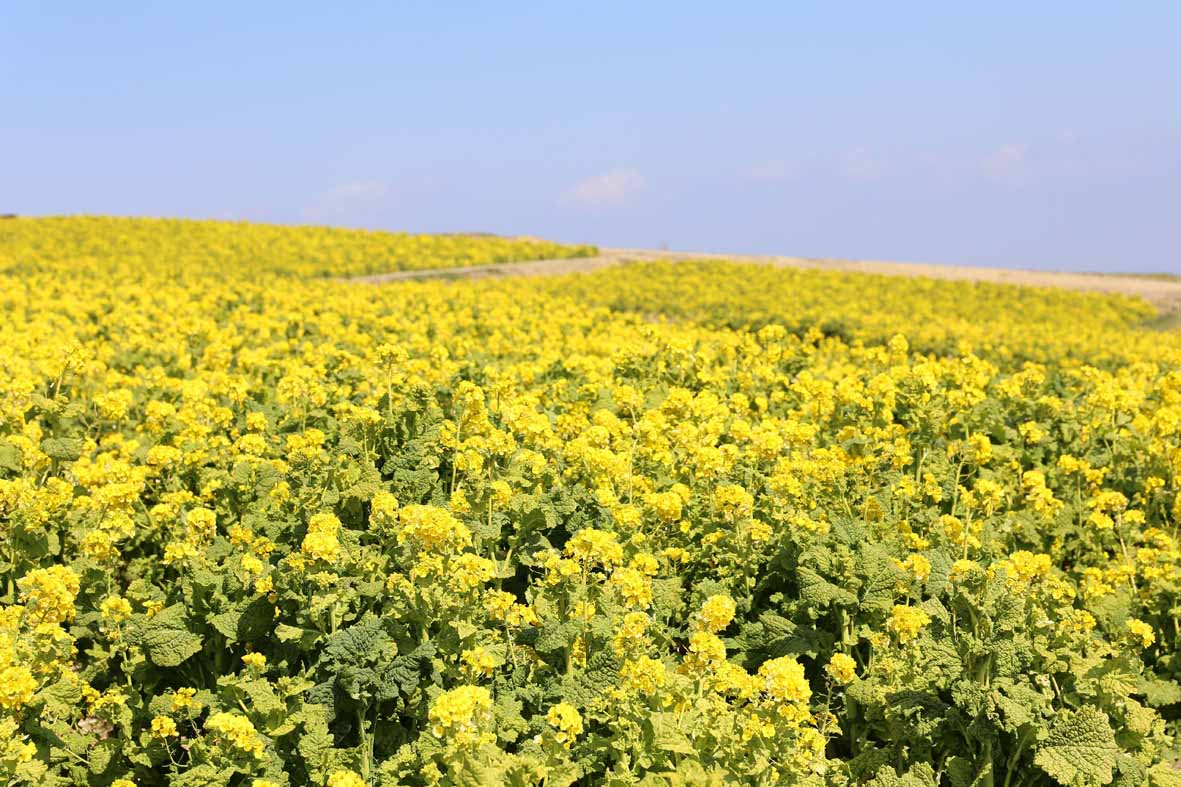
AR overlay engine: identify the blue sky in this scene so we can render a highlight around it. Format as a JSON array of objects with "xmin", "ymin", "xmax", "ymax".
[{"xmin": 3, "ymin": 3, "xmax": 1179, "ymax": 272}]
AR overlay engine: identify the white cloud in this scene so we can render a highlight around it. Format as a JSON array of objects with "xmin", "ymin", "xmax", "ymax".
[
  {"xmin": 837, "ymin": 147, "xmax": 884, "ymax": 180},
  {"xmin": 303, "ymin": 182, "xmax": 390, "ymax": 222},
  {"xmin": 744, "ymin": 160, "xmax": 796, "ymax": 182},
  {"xmin": 561, "ymin": 170, "xmax": 645, "ymax": 206},
  {"xmin": 982, "ymin": 143, "xmax": 1030, "ymax": 182}
]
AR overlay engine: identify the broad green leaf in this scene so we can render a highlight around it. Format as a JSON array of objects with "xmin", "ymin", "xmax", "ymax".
[
  {"xmin": 130, "ymin": 603, "xmax": 203, "ymax": 667},
  {"xmin": 40, "ymin": 437, "xmax": 82, "ymax": 461},
  {"xmin": 208, "ymin": 596, "xmax": 274, "ymax": 642},
  {"xmin": 1034, "ymin": 706, "xmax": 1119, "ymax": 786}
]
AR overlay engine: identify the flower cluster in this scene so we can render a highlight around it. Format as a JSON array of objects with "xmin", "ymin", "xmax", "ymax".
[
  {"xmin": 204, "ymin": 712, "xmax": 265, "ymax": 759},
  {"xmin": 428, "ymin": 685, "xmax": 494, "ymax": 747},
  {"xmin": 300, "ymin": 512, "xmax": 342, "ymax": 563}
]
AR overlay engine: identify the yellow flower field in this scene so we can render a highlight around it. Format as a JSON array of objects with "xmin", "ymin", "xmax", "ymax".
[
  {"xmin": 0, "ymin": 216, "xmax": 597, "ymax": 278},
  {"xmin": 0, "ymin": 216, "xmax": 1178, "ymax": 786}
]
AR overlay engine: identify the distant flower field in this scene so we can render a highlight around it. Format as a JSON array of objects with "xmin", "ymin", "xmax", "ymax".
[
  {"xmin": 0, "ymin": 217, "xmax": 1179, "ymax": 786},
  {"xmin": 0, "ymin": 216, "xmax": 598, "ymax": 278}
]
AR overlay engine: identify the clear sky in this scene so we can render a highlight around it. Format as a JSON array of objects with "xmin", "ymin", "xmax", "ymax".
[{"xmin": 4, "ymin": 3, "xmax": 1179, "ymax": 272}]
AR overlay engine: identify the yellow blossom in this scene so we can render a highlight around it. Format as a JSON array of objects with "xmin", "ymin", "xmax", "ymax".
[
  {"xmin": 301, "ymin": 512, "xmax": 342, "ymax": 563},
  {"xmin": 698, "ymin": 594, "xmax": 737, "ymax": 633},
  {"xmin": 1126, "ymin": 618, "xmax": 1155, "ymax": 648},
  {"xmin": 17, "ymin": 566, "xmax": 80, "ymax": 626},
  {"xmin": 151, "ymin": 715, "xmax": 179, "ymax": 738},
  {"xmin": 428, "ymin": 685, "xmax": 493, "ymax": 746},
  {"xmin": 825, "ymin": 653, "xmax": 857, "ymax": 684},
  {"xmin": 545, "ymin": 702, "xmax": 584, "ymax": 748},
  {"xmin": 242, "ymin": 652, "xmax": 267, "ymax": 671},
  {"xmin": 327, "ymin": 771, "xmax": 367, "ymax": 787},
  {"xmin": 0, "ymin": 665, "xmax": 38, "ymax": 709},
  {"xmin": 204, "ymin": 712, "xmax": 265, "ymax": 758},
  {"xmin": 758, "ymin": 656, "xmax": 811, "ymax": 704},
  {"xmin": 886, "ymin": 605, "xmax": 931, "ymax": 644}
]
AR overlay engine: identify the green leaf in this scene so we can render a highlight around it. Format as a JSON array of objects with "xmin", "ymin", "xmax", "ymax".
[
  {"xmin": 533, "ymin": 620, "xmax": 580, "ymax": 654},
  {"xmin": 171, "ymin": 764, "xmax": 230, "ymax": 787},
  {"xmin": 1088, "ymin": 589, "xmax": 1132, "ymax": 631},
  {"xmin": 1139, "ymin": 677, "xmax": 1181, "ymax": 708},
  {"xmin": 323, "ymin": 617, "xmax": 392, "ymax": 665},
  {"xmin": 1081, "ymin": 656, "xmax": 1139, "ymax": 700},
  {"xmin": 297, "ymin": 704, "xmax": 335, "ymax": 781},
  {"xmin": 920, "ymin": 596, "xmax": 952, "ymax": 627},
  {"xmin": 130, "ymin": 604, "xmax": 204, "ymax": 667},
  {"xmin": 924, "ymin": 548, "xmax": 955, "ymax": 598},
  {"xmin": 992, "ymin": 681, "xmax": 1047, "ymax": 733},
  {"xmin": 40, "ymin": 437, "xmax": 82, "ymax": 461},
  {"xmin": 240, "ymin": 677, "xmax": 285, "ymax": 716},
  {"xmin": 0, "ymin": 442, "xmax": 22, "ymax": 472},
  {"xmin": 797, "ymin": 565, "xmax": 856, "ymax": 608},
  {"xmin": 557, "ymin": 649, "xmax": 621, "ymax": 708},
  {"xmin": 377, "ymin": 640, "xmax": 435, "ymax": 700},
  {"xmin": 857, "ymin": 543, "xmax": 901, "ymax": 615},
  {"xmin": 648, "ymin": 712, "xmax": 696, "ymax": 756},
  {"xmin": 36, "ymin": 675, "xmax": 84, "ymax": 719},
  {"xmin": 732, "ymin": 611, "xmax": 824, "ymax": 663},
  {"xmin": 451, "ymin": 619, "xmax": 478, "ymax": 640},
  {"xmin": 341, "ymin": 470, "xmax": 383, "ymax": 505},
  {"xmin": 1147, "ymin": 761, "xmax": 1181, "ymax": 787},
  {"xmin": 868, "ymin": 763, "xmax": 939, "ymax": 787},
  {"xmin": 275, "ymin": 623, "xmax": 321, "ymax": 650},
  {"xmin": 208, "ymin": 597, "xmax": 274, "ymax": 643},
  {"xmin": 86, "ymin": 739, "xmax": 117, "ymax": 775},
  {"xmin": 993, "ymin": 693, "xmax": 1032, "ymax": 732},
  {"xmin": 1033, "ymin": 706, "xmax": 1119, "ymax": 786},
  {"xmin": 944, "ymin": 756, "xmax": 976, "ymax": 787},
  {"xmin": 650, "ymin": 576, "xmax": 686, "ymax": 622}
]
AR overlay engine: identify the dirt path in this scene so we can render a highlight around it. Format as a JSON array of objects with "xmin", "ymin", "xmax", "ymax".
[{"xmin": 349, "ymin": 247, "xmax": 1181, "ymax": 313}]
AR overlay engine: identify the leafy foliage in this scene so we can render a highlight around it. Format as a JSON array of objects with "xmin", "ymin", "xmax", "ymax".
[{"xmin": 1033, "ymin": 707, "xmax": 1119, "ymax": 785}]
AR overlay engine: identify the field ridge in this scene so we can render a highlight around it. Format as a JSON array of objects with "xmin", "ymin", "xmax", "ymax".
[{"xmin": 349, "ymin": 246, "xmax": 1181, "ymax": 313}]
